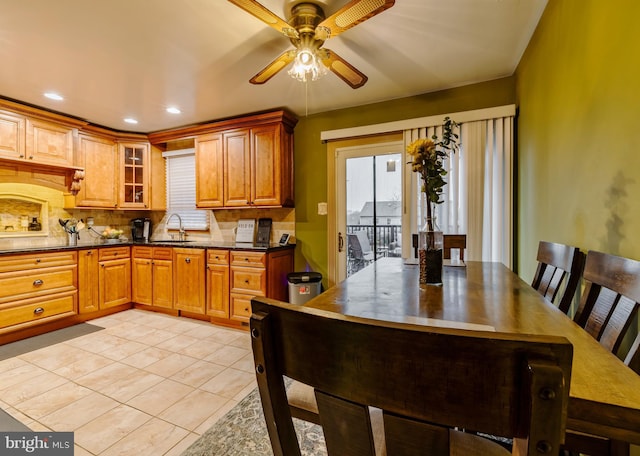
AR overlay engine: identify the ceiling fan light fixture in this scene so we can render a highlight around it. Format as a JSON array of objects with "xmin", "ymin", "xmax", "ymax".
[{"xmin": 287, "ymin": 47, "xmax": 327, "ymax": 83}]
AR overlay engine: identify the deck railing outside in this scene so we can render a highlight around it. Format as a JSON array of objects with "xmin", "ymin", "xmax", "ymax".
[{"xmin": 346, "ymin": 224, "xmax": 401, "ymax": 276}]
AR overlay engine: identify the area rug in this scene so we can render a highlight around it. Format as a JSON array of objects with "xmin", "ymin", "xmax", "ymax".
[
  {"xmin": 0, "ymin": 322, "xmax": 104, "ymax": 361},
  {"xmin": 181, "ymin": 387, "xmax": 327, "ymax": 456}
]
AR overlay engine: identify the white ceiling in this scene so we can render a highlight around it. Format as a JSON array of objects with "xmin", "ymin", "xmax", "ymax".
[{"xmin": 0, "ymin": 0, "xmax": 547, "ymax": 133}]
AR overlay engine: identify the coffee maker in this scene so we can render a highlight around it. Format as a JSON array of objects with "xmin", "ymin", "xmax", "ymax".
[{"xmin": 131, "ymin": 218, "xmax": 152, "ymax": 242}]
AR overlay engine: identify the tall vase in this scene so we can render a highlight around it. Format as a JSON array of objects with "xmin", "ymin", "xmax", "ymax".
[{"xmin": 418, "ymin": 220, "xmax": 443, "ymax": 285}]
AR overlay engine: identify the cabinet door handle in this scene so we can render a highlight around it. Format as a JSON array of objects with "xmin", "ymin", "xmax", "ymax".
[
  {"xmin": 33, "ymin": 279, "xmax": 44, "ymax": 286},
  {"xmin": 244, "ymin": 279, "xmax": 250, "ymax": 284},
  {"xmin": 185, "ymin": 258, "xmax": 191, "ymax": 264},
  {"xmin": 33, "ymin": 307, "xmax": 45, "ymax": 315}
]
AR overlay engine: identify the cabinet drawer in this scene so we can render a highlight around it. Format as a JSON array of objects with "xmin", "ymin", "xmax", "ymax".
[
  {"xmin": 132, "ymin": 246, "xmax": 153, "ymax": 258},
  {"xmin": 0, "ymin": 266, "xmax": 77, "ymax": 303},
  {"xmin": 207, "ymin": 249, "xmax": 229, "ymax": 265},
  {"xmin": 0, "ymin": 291, "xmax": 76, "ymax": 330},
  {"xmin": 230, "ymin": 293, "xmax": 252, "ymax": 321},
  {"xmin": 230, "ymin": 251, "xmax": 265, "ymax": 267},
  {"xmin": 99, "ymin": 246, "xmax": 130, "ymax": 260},
  {"xmin": 230, "ymin": 266, "xmax": 266, "ymax": 294},
  {"xmin": 0, "ymin": 251, "xmax": 77, "ymax": 273},
  {"xmin": 153, "ymin": 247, "xmax": 173, "ymax": 260}
]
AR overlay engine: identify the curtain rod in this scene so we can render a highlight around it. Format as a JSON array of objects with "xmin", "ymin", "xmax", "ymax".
[{"xmin": 320, "ymin": 104, "xmax": 516, "ymax": 142}]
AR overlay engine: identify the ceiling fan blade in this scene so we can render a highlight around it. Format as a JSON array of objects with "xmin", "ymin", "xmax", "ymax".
[
  {"xmin": 315, "ymin": 0, "xmax": 395, "ymax": 41},
  {"xmin": 319, "ymin": 49, "xmax": 368, "ymax": 89},
  {"xmin": 228, "ymin": 0, "xmax": 298, "ymax": 38},
  {"xmin": 249, "ymin": 50, "xmax": 296, "ymax": 84}
]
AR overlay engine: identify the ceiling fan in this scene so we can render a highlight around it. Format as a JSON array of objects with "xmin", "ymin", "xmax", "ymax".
[{"xmin": 227, "ymin": 0, "xmax": 395, "ymax": 89}]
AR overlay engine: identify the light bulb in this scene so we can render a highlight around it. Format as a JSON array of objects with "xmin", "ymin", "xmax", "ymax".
[{"xmin": 288, "ymin": 47, "xmax": 327, "ymax": 83}]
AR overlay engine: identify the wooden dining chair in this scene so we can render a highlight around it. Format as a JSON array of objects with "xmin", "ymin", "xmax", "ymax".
[
  {"xmin": 573, "ymin": 250, "xmax": 640, "ymax": 356},
  {"xmin": 250, "ymin": 296, "xmax": 573, "ymax": 456},
  {"xmin": 531, "ymin": 241, "xmax": 585, "ymax": 315},
  {"xmin": 443, "ymin": 234, "xmax": 466, "ymax": 262},
  {"xmin": 562, "ymin": 250, "xmax": 640, "ymax": 456}
]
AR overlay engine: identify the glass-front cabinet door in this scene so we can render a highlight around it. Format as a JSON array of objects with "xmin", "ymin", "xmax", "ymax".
[{"xmin": 119, "ymin": 142, "xmax": 149, "ymax": 209}]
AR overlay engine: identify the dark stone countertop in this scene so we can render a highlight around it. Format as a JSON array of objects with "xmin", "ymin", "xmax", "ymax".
[{"xmin": 0, "ymin": 240, "xmax": 295, "ymax": 256}]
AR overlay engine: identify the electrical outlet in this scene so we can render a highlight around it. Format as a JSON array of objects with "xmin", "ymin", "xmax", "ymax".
[{"xmin": 86, "ymin": 217, "xmax": 94, "ymax": 228}]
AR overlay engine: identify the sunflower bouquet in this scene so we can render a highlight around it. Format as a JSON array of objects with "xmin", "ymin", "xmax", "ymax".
[{"xmin": 406, "ymin": 116, "xmax": 460, "ymax": 232}]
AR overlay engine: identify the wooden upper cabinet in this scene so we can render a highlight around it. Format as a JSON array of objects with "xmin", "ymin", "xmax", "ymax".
[
  {"xmin": 195, "ymin": 132, "xmax": 224, "ymax": 208},
  {"xmin": 119, "ymin": 142, "xmax": 150, "ymax": 209},
  {"xmin": 0, "ymin": 110, "xmax": 76, "ymax": 168},
  {"xmin": 75, "ymin": 133, "xmax": 118, "ymax": 208},
  {"xmin": 186, "ymin": 110, "xmax": 296, "ymax": 209},
  {"xmin": 224, "ymin": 129, "xmax": 251, "ymax": 207},
  {"xmin": 0, "ymin": 110, "xmax": 25, "ymax": 160},
  {"xmin": 26, "ymin": 118, "xmax": 75, "ymax": 167},
  {"xmin": 252, "ymin": 124, "xmax": 281, "ymax": 207}
]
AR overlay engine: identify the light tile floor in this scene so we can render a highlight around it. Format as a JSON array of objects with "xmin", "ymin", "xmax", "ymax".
[{"xmin": 0, "ymin": 309, "xmax": 257, "ymax": 455}]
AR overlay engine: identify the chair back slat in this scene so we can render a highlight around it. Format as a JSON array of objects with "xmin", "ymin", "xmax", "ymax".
[
  {"xmin": 531, "ymin": 241, "xmax": 584, "ymax": 314},
  {"xmin": 599, "ymin": 295, "xmax": 639, "ymax": 353},
  {"xmin": 583, "ymin": 287, "xmax": 619, "ymax": 340},
  {"xmin": 625, "ymin": 333, "xmax": 640, "ymax": 374},
  {"xmin": 251, "ymin": 297, "xmax": 573, "ymax": 456}
]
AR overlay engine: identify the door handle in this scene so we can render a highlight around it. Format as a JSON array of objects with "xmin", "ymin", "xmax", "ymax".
[{"xmin": 338, "ymin": 232, "xmax": 344, "ymax": 252}]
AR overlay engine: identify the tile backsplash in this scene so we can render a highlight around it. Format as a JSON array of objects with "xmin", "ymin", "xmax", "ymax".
[{"xmin": 0, "ymin": 183, "xmax": 295, "ymax": 250}]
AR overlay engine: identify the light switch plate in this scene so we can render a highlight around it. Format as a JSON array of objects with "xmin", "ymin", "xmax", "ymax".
[{"xmin": 318, "ymin": 202, "xmax": 328, "ymax": 215}]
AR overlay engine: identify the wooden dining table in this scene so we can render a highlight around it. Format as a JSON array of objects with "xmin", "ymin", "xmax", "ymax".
[{"xmin": 303, "ymin": 258, "xmax": 640, "ymax": 446}]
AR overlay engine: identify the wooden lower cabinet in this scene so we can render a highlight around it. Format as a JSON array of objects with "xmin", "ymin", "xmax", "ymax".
[
  {"xmin": 206, "ymin": 249, "xmax": 230, "ymax": 318},
  {"xmin": 226, "ymin": 248, "xmax": 293, "ymax": 324},
  {"xmin": 98, "ymin": 246, "xmax": 131, "ymax": 309},
  {"xmin": 78, "ymin": 249, "xmax": 100, "ymax": 313},
  {"xmin": 132, "ymin": 246, "xmax": 173, "ymax": 309},
  {"xmin": 173, "ymin": 248, "xmax": 205, "ymax": 314},
  {"xmin": 0, "ymin": 251, "xmax": 78, "ymax": 333}
]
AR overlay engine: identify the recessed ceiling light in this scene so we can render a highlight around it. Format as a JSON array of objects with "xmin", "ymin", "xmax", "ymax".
[
  {"xmin": 123, "ymin": 118, "xmax": 138, "ymax": 124},
  {"xmin": 166, "ymin": 107, "xmax": 181, "ymax": 114},
  {"xmin": 44, "ymin": 92, "xmax": 64, "ymax": 101}
]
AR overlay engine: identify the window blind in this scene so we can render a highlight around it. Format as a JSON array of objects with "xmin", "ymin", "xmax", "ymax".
[{"xmin": 164, "ymin": 149, "xmax": 209, "ymax": 230}]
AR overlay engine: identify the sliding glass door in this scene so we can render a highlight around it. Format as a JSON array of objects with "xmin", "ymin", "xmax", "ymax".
[{"xmin": 336, "ymin": 142, "xmax": 403, "ymax": 282}]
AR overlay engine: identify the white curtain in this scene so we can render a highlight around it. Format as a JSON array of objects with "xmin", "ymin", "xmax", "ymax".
[{"xmin": 402, "ymin": 116, "xmax": 513, "ymax": 267}]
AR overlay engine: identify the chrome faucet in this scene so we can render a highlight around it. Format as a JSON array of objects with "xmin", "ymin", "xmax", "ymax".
[{"xmin": 167, "ymin": 213, "xmax": 185, "ymax": 241}]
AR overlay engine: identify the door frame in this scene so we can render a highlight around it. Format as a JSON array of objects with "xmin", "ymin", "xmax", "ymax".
[{"xmin": 326, "ymin": 133, "xmax": 403, "ymax": 286}]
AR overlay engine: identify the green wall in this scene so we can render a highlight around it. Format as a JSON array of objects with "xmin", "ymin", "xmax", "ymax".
[
  {"xmin": 293, "ymin": 78, "xmax": 516, "ymax": 281},
  {"xmin": 515, "ymin": 0, "xmax": 640, "ymax": 281}
]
